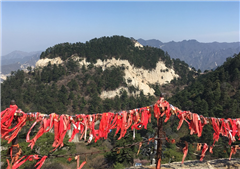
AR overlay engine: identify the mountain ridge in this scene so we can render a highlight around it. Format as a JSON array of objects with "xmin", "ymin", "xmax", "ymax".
[
  {"xmin": 138, "ymin": 38, "xmax": 240, "ymax": 71},
  {"xmin": 1, "ymin": 50, "xmax": 42, "ymax": 61},
  {"xmin": 1, "ymin": 51, "xmax": 42, "ymax": 81}
]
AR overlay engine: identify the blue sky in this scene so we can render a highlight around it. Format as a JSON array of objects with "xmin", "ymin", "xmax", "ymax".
[{"xmin": 1, "ymin": 1, "xmax": 239, "ymax": 55}]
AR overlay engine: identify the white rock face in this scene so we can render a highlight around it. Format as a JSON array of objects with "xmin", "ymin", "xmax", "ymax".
[
  {"xmin": 35, "ymin": 57, "xmax": 63, "ymax": 67},
  {"xmin": 134, "ymin": 41, "xmax": 143, "ymax": 48},
  {"xmin": 100, "ymin": 87, "xmax": 129, "ymax": 99},
  {"xmin": 35, "ymin": 55, "xmax": 179, "ymax": 99},
  {"xmin": 1, "ymin": 74, "xmax": 7, "ymax": 81},
  {"xmin": 93, "ymin": 58, "xmax": 179, "ymax": 99},
  {"xmin": 77, "ymin": 58, "xmax": 91, "ymax": 67}
]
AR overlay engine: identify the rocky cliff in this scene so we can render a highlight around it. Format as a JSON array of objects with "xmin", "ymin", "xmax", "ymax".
[{"xmin": 35, "ymin": 55, "xmax": 179, "ymax": 99}]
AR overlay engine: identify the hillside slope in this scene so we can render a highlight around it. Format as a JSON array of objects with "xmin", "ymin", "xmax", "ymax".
[
  {"xmin": 1, "ymin": 36, "xmax": 196, "ymax": 115},
  {"xmin": 164, "ymin": 52, "xmax": 240, "ymax": 162},
  {"xmin": 169, "ymin": 52, "xmax": 240, "ymax": 119},
  {"xmin": 35, "ymin": 56, "xmax": 178, "ymax": 98}
]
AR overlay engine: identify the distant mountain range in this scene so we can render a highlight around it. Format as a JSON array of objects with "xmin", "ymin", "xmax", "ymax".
[
  {"xmin": 1, "ymin": 51, "xmax": 42, "ymax": 82},
  {"xmin": 2, "ymin": 50, "xmax": 42, "ymax": 66},
  {"xmin": 137, "ymin": 39, "xmax": 240, "ymax": 71}
]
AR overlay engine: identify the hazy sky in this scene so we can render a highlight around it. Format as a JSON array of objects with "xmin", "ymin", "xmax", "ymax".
[{"xmin": 1, "ymin": 1, "xmax": 239, "ymax": 55}]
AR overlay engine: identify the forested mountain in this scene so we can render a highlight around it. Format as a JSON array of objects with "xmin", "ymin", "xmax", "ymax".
[
  {"xmin": 1, "ymin": 36, "xmax": 197, "ymax": 168},
  {"xmin": 1, "ymin": 36, "xmax": 196, "ymax": 115},
  {"xmin": 2, "ymin": 36, "xmax": 239, "ymax": 168},
  {"xmin": 40, "ymin": 36, "xmax": 172, "ymax": 69},
  {"xmin": 166, "ymin": 52, "xmax": 240, "ymax": 161},
  {"xmin": 138, "ymin": 38, "xmax": 240, "ymax": 71},
  {"xmin": 169, "ymin": 53, "xmax": 240, "ymax": 118}
]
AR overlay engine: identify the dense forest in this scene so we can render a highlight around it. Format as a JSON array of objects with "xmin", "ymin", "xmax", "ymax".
[
  {"xmin": 167, "ymin": 52, "xmax": 240, "ymax": 162},
  {"xmin": 1, "ymin": 36, "xmax": 240, "ymax": 168},
  {"xmin": 169, "ymin": 53, "xmax": 240, "ymax": 118}
]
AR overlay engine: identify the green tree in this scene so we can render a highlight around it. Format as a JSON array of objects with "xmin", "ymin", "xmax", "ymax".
[
  {"xmin": 58, "ymin": 85, "xmax": 68, "ymax": 105},
  {"xmin": 213, "ymin": 82, "xmax": 221, "ymax": 103},
  {"xmin": 105, "ymin": 131, "xmax": 142, "ymax": 167},
  {"xmin": 154, "ymin": 84, "xmax": 161, "ymax": 97},
  {"xmin": 69, "ymin": 91, "xmax": 74, "ymax": 100}
]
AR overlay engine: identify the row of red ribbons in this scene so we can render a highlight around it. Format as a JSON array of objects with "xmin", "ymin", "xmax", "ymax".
[
  {"xmin": 1, "ymin": 97, "xmax": 240, "ymax": 168},
  {"xmin": 181, "ymin": 142, "xmax": 240, "ymax": 164}
]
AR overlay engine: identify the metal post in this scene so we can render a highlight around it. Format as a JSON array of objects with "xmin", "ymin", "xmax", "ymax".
[{"xmin": 156, "ymin": 116, "xmax": 163, "ymax": 169}]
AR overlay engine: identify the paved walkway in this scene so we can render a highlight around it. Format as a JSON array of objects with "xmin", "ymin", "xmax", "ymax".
[{"xmin": 127, "ymin": 158, "xmax": 240, "ymax": 169}]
